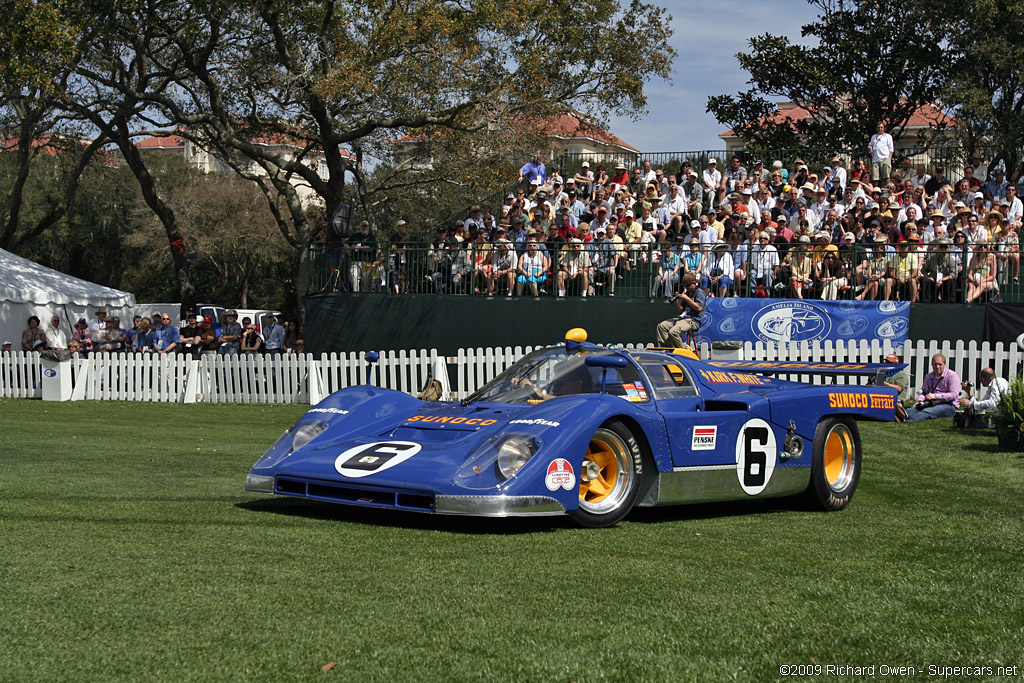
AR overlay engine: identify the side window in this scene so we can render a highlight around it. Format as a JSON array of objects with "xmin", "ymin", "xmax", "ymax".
[
  {"xmin": 598, "ymin": 364, "xmax": 650, "ymax": 402},
  {"xmin": 639, "ymin": 361, "xmax": 697, "ymax": 399}
]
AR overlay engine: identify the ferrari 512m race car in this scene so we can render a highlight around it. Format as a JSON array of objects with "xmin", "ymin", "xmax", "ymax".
[{"xmin": 246, "ymin": 330, "xmax": 900, "ymax": 527}]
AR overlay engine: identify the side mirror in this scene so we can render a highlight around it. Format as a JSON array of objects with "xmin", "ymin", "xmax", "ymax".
[
  {"xmin": 585, "ymin": 355, "xmax": 628, "ymax": 395},
  {"xmin": 585, "ymin": 355, "xmax": 628, "ymax": 369}
]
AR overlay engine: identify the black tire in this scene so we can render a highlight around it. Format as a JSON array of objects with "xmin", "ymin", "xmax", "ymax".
[
  {"xmin": 568, "ymin": 419, "xmax": 643, "ymax": 528},
  {"xmin": 802, "ymin": 417, "xmax": 861, "ymax": 511}
]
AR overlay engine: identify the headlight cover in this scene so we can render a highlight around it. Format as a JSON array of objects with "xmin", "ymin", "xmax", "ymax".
[
  {"xmin": 291, "ymin": 421, "xmax": 328, "ymax": 451},
  {"xmin": 454, "ymin": 433, "xmax": 541, "ymax": 489},
  {"xmin": 251, "ymin": 420, "xmax": 329, "ymax": 469}
]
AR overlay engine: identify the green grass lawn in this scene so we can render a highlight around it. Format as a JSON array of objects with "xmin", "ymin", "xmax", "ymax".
[{"xmin": 1, "ymin": 399, "xmax": 1022, "ymax": 681}]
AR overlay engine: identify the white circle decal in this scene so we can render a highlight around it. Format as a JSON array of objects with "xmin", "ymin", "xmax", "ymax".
[
  {"xmin": 334, "ymin": 441, "xmax": 422, "ymax": 478},
  {"xmin": 735, "ymin": 418, "xmax": 777, "ymax": 496}
]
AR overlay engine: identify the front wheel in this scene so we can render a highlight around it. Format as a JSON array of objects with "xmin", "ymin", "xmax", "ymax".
[
  {"xmin": 802, "ymin": 417, "xmax": 861, "ymax": 511},
  {"xmin": 568, "ymin": 420, "xmax": 642, "ymax": 528}
]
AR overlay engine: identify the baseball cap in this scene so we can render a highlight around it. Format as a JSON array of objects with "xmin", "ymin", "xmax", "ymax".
[{"xmin": 708, "ymin": 158, "xmax": 717, "ymax": 165}]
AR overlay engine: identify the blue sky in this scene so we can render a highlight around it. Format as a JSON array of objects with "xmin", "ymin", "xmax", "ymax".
[{"xmin": 604, "ymin": 0, "xmax": 820, "ymax": 153}]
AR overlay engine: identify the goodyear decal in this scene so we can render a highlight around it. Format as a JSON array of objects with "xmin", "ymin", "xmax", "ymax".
[
  {"xmin": 406, "ymin": 415, "xmax": 498, "ymax": 426},
  {"xmin": 828, "ymin": 392, "xmax": 894, "ymax": 410},
  {"xmin": 699, "ymin": 369, "xmax": 768, "ymax": 385}
]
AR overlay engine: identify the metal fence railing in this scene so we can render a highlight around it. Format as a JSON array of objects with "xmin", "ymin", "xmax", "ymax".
[{"xmin": 308, "ymin": 240, "xmax": 1021, "ymax": 304}]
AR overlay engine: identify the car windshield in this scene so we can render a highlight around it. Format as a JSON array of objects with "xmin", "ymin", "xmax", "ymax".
[{"xmin": 466, "ymin": 347, "xmax": 649, "ymax": 404}]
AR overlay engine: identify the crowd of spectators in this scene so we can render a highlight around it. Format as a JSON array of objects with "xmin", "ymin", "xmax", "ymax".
[
  {"xmin": 325, "ymin": 133, "xmax": 1023, "ymax": 303},
  {"xmin": 9, "ymin": 308, "xmax": 305, "ymax": 357}
]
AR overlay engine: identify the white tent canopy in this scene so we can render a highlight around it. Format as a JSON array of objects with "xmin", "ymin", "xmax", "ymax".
[{"xmin": 0, "ymin": 247, "xmax": 135, "ymax": 349}]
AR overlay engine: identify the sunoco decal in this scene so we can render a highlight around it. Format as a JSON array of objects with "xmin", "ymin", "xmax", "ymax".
[
  {"xmin": 829, "ymin": 392, "xmax": 894, "ymax": 410},
  {"xmin": 406, "ymin": 415, "xmax": 497, "ymax": 426}
]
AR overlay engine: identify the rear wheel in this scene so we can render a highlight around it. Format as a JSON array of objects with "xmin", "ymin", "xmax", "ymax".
[
  {"xmin": 803, "ymin": 417, "xmax": 861, "ymax": 510},
  {"xmin": 568, "ymin": 420, "xmax": 642, "ymax": 528}
]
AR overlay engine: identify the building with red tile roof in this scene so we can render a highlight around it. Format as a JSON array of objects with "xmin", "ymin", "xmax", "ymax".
[
  {"xmin": 718, "ymin": 101, "xmax": 961, "ymax": 153},
  {"xmin": 391, "ymin": 110, "xmax": 638, "ymax": 171},
  {"xmin": 135, "ymin": 129, "xmax": 354, "ymax": 206}
]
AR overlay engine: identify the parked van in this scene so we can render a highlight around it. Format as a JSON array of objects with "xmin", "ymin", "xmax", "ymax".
[{"xmin": 234, "ymin": 308, "xmax": 282, "ymax": 335}]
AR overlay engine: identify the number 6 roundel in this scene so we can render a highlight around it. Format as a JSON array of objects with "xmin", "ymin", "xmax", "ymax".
[
  {"xmin": 335, "ymin": 441, "xmax": 422, "ymax": 478},
  {"xmin": 735, "ymin": 419, "xmax": 777, "ymax": 495}
]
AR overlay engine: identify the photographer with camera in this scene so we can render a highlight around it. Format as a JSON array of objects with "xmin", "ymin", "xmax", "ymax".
[
  {"xmin": 656, "ymin": 273, "xmax": 706, "ymax": 349},
  {"xmin": 955, "ymin": 367, "xmax": 1009, "ymax": 428},
  {"xmin": 904, "ymin": 353, "xmax": 961, "ymax": 422}
]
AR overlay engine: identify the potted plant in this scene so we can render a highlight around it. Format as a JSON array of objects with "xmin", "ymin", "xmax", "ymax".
[{"xmin": 991, "ymin": 375, "xmax": 1024, "ymax": 451}]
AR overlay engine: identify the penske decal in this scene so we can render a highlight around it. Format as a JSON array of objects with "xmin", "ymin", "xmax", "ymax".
[
  {"xmin": 406, "ymin": 415, "xmax": 498, "ymax": 426},
  {"xmin": 692, "ymin": 426, "xmax": 718, "ymax": 450},
  {"xmin": 698, "ymin": 369, "xmax": 768, "ymax": 385},
  {"xmin": 828, "ymin": 392, "xmax": 894, "ymax": 410}
]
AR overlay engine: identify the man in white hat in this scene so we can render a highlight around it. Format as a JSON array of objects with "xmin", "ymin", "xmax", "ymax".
[
  {"xmin": 587, "ymin": 225, "xmax": 618, "ymax": 296},
  {"xmin": 573, "ymin": 161, "xmax": 594, "ymax": 200},
  {"xmin": 703, "ymin": 158, "xmax": 722, "ymax": 208}
]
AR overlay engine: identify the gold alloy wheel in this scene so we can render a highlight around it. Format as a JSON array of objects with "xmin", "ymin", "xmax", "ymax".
[
  {"xmin": 823, "ymin": 421, "xmax": 856, "ymax": 492},
  {"xmin": 579, "ymin": 428, "xmax": 634, "ymax": 514}
]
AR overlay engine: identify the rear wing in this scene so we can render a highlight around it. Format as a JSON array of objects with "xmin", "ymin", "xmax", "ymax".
[{"xmin": 702, "ymin": 360, "xmax": 906, "ymax": 386}]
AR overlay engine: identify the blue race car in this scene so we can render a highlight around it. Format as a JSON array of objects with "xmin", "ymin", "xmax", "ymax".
[{"xmin": 246, "ymin": 330, "xmax": 900, "ymax": 527}]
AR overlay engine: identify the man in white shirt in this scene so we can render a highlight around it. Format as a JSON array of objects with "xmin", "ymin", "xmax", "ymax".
[
  {"xmin": 741, "ymin": 187, "xmax": 760, "ymax": 224},
  {"xmin": 829, "ymin": 156, "xmax": 847, "ymax": 191},
  {"xmin": 88, "ymin": 307, "xmax": 109, "ymax": 340},
  {"xmin": 640, "ymin": 160, "xmax": 657, "ymax": 187},
  {"xmin": 868, "ymin": 123, "xmax": 895, "ymax": 185},
  {"xmin": 909, "ymin": 163, "xmax": 931, "ymax": 189},
  {"xmin": 1004, "ymin": 185, "xmax": 1023, "ymax": 225},
  {"xmin": 702, "ymin": 159, "xmax": 722, "ymax": 209},
  {"xmin": 963, "ymin": 367, "xmax": 1009, "ymax": 417},
  {"xmin": 750, "ymin": 231, "xmax": 780, "ymax": 289},
  {"xmin": 809, "ymin": 187, "xmax": 830, "ymax": 224}
]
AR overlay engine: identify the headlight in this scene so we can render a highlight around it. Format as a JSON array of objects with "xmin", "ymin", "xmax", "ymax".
[
  {"xmin": 252, "ymin": 420, "xmax": 330, "ymax": 470},
  {"xmin": 291, "ymin": 421, "xmax": 328, "ymax": 451},
  {"xmin": 496, "ymin": 436, "xmax": 538, "ymax": 480}
]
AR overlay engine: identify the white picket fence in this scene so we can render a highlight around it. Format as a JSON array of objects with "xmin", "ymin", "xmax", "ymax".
[{"xmin": 1, "ymin": 340, "xmax": 1020, "ymax": 403}]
